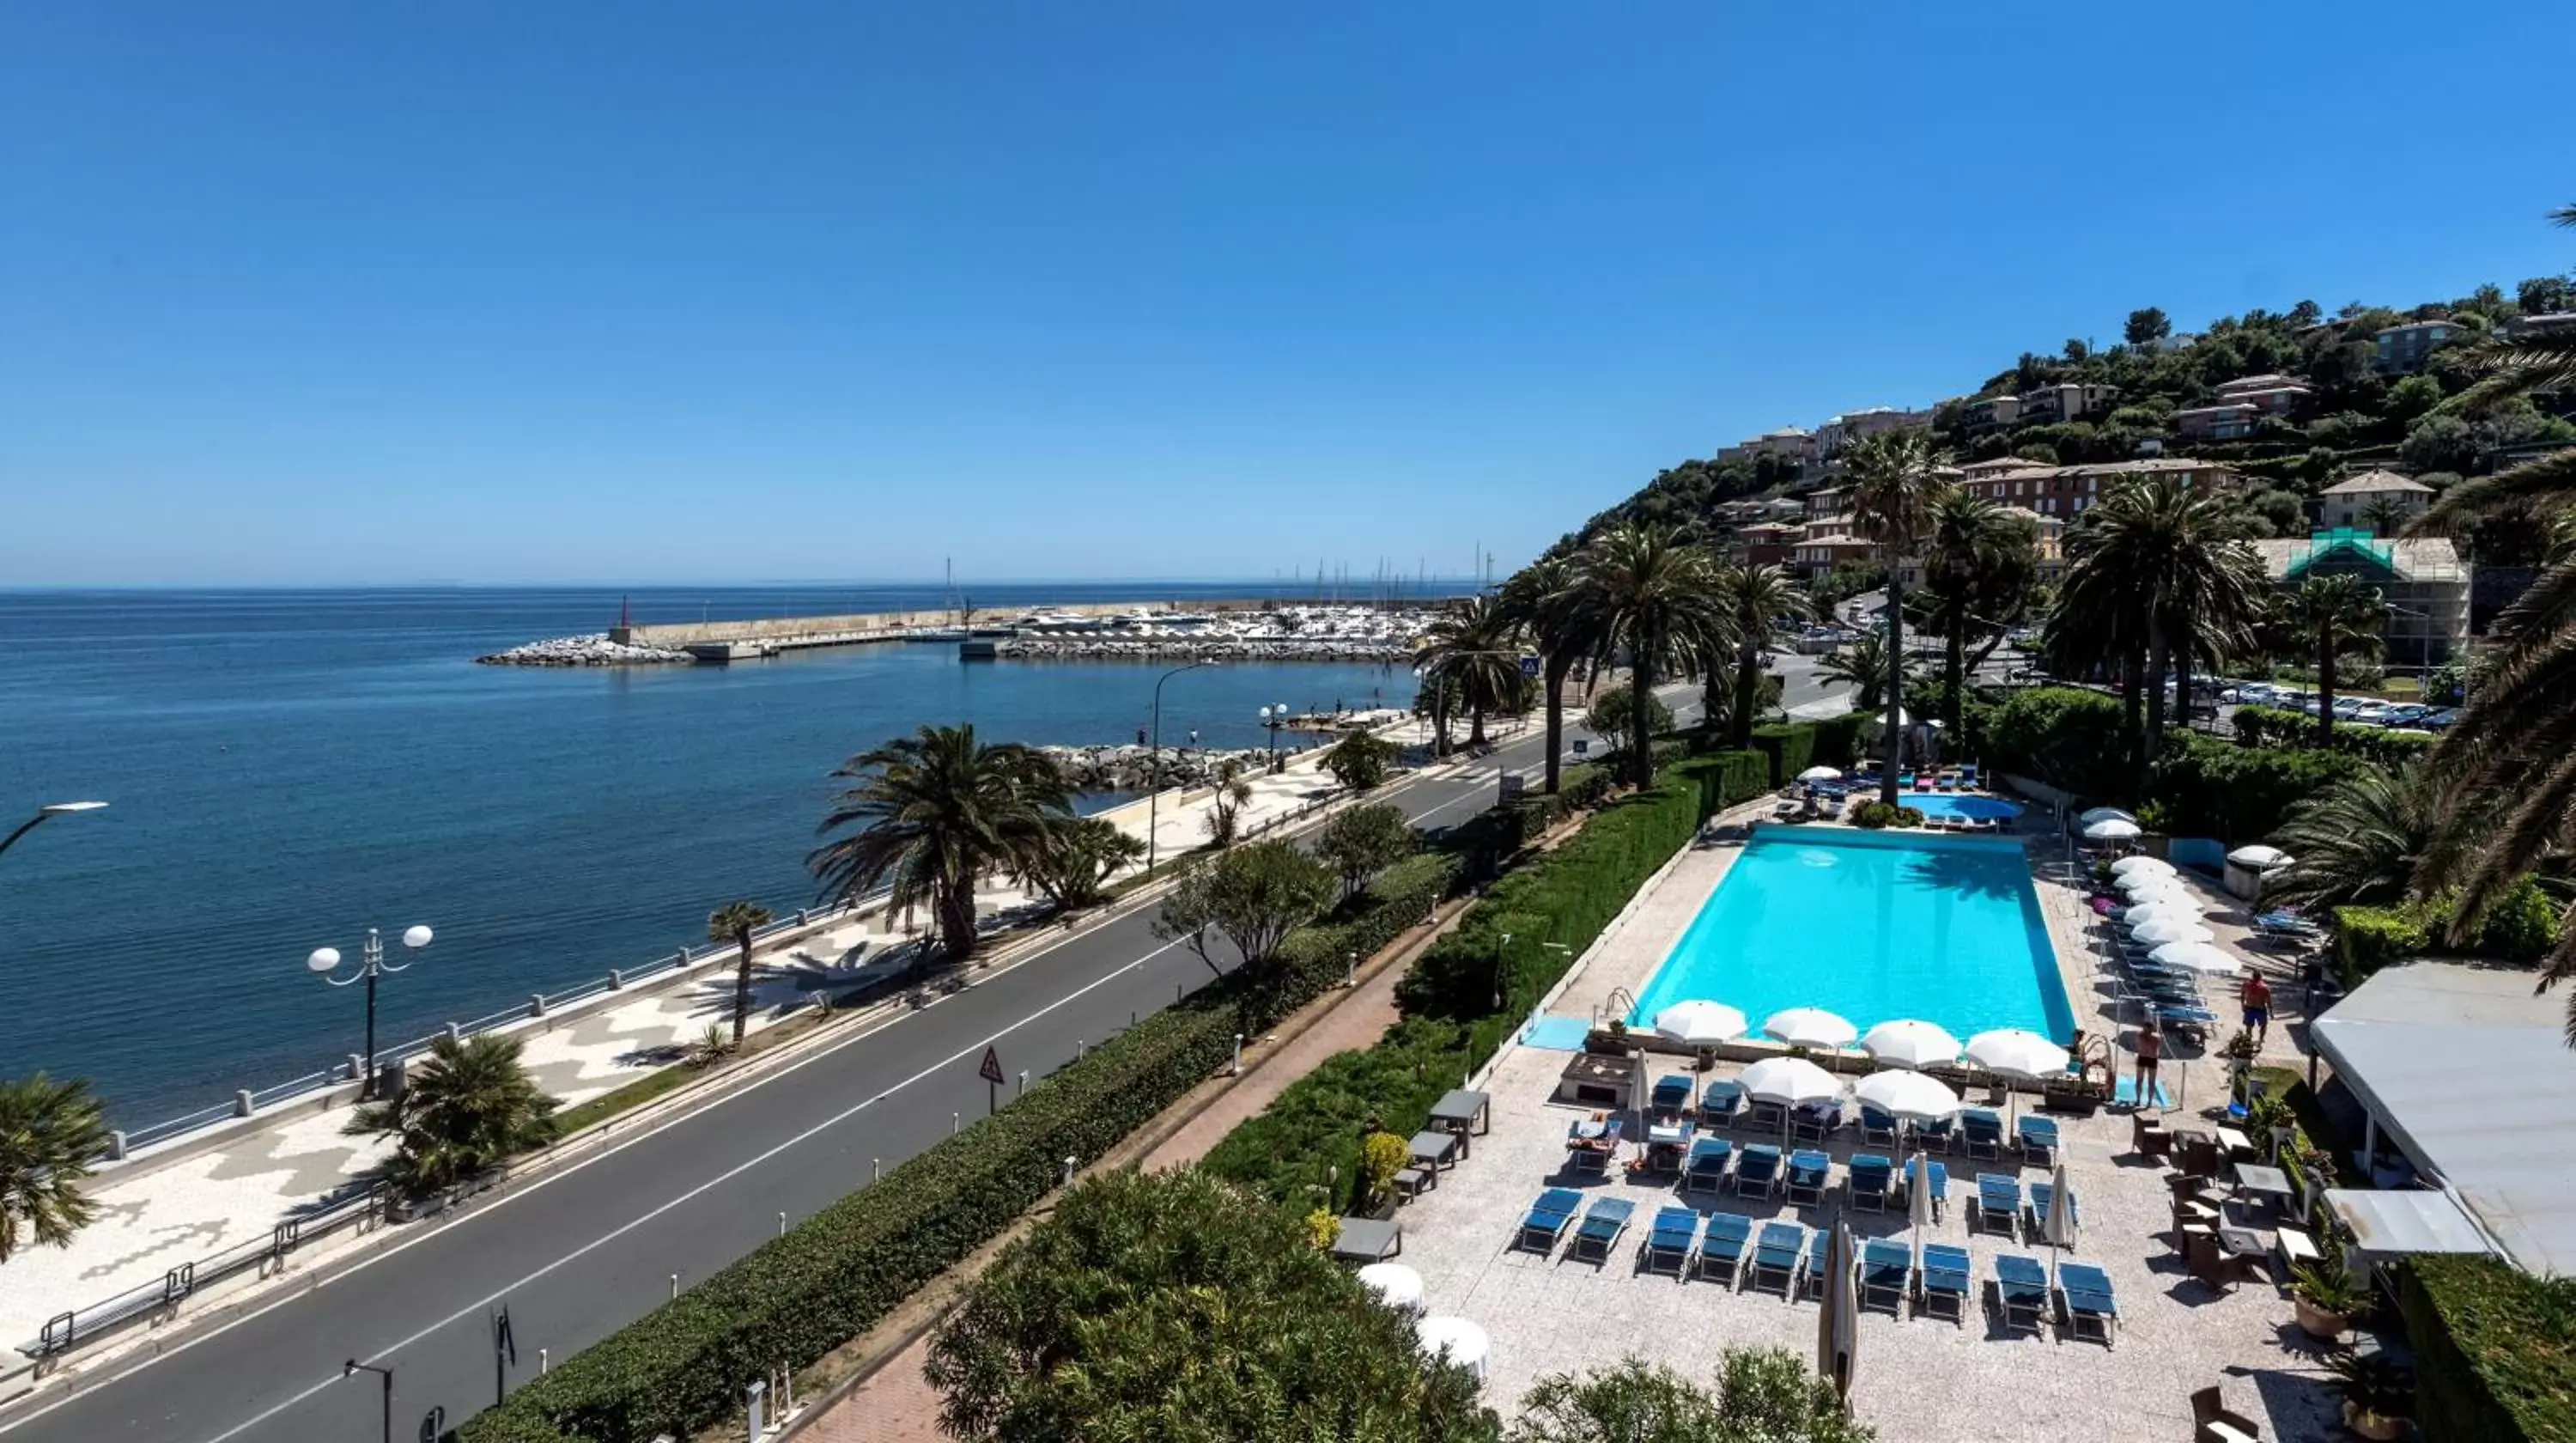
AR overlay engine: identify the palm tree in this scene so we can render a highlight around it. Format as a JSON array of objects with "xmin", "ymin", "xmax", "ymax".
[
  {"xmin": 1413, "ymin": 594, "xmax": 1525, "ymax": 748},
  {"xmin": 346, "ymin": 1033, "xmax": 557, "ymax": 1196},
  {"xmin": 1920, "ymin": 492, "xmax": 2040, "ymax": 733},
  {"xmin": 1710, "ymin": 563, "xmax": 1807, "ymax": 747},
  {"xmin": 1498, "ymin": 557, "xmax": 1598, "ymax": 795},
  {"xmin": 708, "ymin": 900, "xmax": 774, "ymax": 1046},
  {"xmin": 2360, "ymin": 494, "xmax": 2412, "ymax": 537},
  {"xmin": 1818, "ymin": 634, "xmax": 1893, "ymax": 711},
  {"xmin": 0, "ymin": 1073, "xmax": 109, "ymax": 1263},
  {"xmin": 2275, "ymin": 574, "xmax": 2389, "ymax": 747},
  {"xmin": 1565, "ymin": 522, "xmax": 1723, "ymax": 789},
  {"xmin": 811, "ymin": 724, "xmax": 1072, "ymax": 965},
  {"xmin": 1844, "ymin": 429, "xmax": 1952, "ymax": 804},
  {"xmin": 2263, "ymin": 765, "xmax": 2434, "ymax": 913}
]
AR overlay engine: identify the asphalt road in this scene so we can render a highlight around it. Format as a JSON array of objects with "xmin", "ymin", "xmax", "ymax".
[{"xmin": 5, "ymin": 689, "xmax": 1711, "ymax": 1443}]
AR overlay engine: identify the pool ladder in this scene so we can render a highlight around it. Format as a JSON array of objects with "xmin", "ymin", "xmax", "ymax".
[{"xmin": 1595, "ymin": 986, "xmax": 1639, "ymax": 1033}]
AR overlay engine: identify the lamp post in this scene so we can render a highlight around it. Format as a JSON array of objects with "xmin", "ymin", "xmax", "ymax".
[
  {"xmin": 1260, "ymin": 703, "xmax": 1288, "ymax": 766},
  {"xmin": 310, "ymin": 925, "xmax": 433, "ymax": 1098},
  {"xmin": 0, "ymin": 801, "xmax": 108, "ymax": 862},
  {"xmin": 1145, "ymin": 661, "xmax": 1215, "ymax": 876},
  {"xmin": 344, "ymin": 1358, "xmax": 393, "ymax": 1443}
]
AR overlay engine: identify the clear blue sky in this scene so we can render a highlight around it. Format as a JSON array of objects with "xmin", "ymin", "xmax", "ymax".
[{"xmin": 4, "ymin": 3, "xmax": 2568, "ymax": 586}]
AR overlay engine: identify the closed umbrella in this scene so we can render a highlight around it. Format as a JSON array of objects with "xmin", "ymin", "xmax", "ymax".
[
  {"xmin": 2081, "ymin": 817, "xmax": 2142, "ymax": 842},
  {"xmin": 1764, "ymin": 1008, "xmax": 1860, "ymax": 1050},
  {"xmin": 2108, "ymin": 855, "xmax": 2175, "ymax": 879},
  {"xmin": 2227, "ymin": 844, "xmax": 2291, "ymax": 868},
  {"xmin": 1798, "ymin": 764, "xmax": 1844, "ymax": 782},
  {"xmin": 1415, "ymin": 1315, "xmax": 1489, "ymax": 1381},
  {"xmin": 1358, "ymin": 1262, "xmax": 1424, "ymax": 1313},
  {"xmin": 1855, "ymin": 1069, "xmax": 1961, "ymax": 1122},
  {"xmin": 1906, "ymin": 1149, "xmax": 1936, "ymax": 1260},
  {"xmin": 2129, "ymin": 917, "xmax": 2215, "ymax": 947},
  {"xmin": 1654, "ymin": 1000, "xmax": 1748, "ymax": 1049},
  {"xmin": 1816, "ymin": 1210, "xmax": 1860, "ymax": 1410},
  {"xmin": 2077, "ymin": 807, "xmax": 2137, "ymax": 828},
  {"xmin": 2150, "ymin": 940, "xmax": 2243, "ymax": 976},
  {"xmin": 1860, "ymin": 1019, "xmax": 1962, "ymax": 1070},
  {"xmin": 2042, "ymin": 1160, "xmax": 2078, "ymax": 1289}
]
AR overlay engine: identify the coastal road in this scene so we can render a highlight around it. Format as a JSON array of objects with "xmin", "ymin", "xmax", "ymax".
[{"xmin": 3, "ymin": 691, "xmax": 1708, "ymax": 1443}]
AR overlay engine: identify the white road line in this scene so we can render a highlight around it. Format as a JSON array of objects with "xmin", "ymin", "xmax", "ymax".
[{"xmin": 186, "ymin": 935, "xmax": 1194, "ymax": 1443}]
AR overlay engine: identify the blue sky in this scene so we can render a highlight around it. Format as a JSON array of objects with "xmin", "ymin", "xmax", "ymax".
[{"xmin": 4, "ymin": 3, "xmax": 2569, "ymax": 586}]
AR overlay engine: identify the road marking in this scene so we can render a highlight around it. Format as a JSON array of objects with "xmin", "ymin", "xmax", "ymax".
[{"xmin": 185, "ymin": 935, "xmax": 1196, "ymax": 1443}]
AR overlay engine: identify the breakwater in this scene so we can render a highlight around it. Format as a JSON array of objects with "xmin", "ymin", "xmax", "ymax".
[
  {"xmin": 994, "ymin": 636, "xmax": 1409, "ymax": 662},
  {"xmin": 477, "ymin": 633, "xmax": 695, "ymax": 666}
]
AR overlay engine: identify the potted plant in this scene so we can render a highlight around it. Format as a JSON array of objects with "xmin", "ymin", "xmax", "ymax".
[
  {"xmin": 2291, "ymin": 1261, "xmax": 2367, "ymax": 1339},
  {"xmin": 2326, "ymin": 1349, "xmax": 2412, "ymax": 1440}
]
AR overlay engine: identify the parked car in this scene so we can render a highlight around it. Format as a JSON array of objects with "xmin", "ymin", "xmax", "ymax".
[
  {"xmin": 2348, "ymin": 702, "xmax": 2397, "ymax": 725},
  {"xmin": 2379, "ymin": 703, "xmax": 2432, "ymax": 727},
  {"xmin": 2418, "ymin": 707, "xmax": 2460, "ymax": 730}
]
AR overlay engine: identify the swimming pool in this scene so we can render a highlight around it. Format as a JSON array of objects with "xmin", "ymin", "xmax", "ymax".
[
  {"xmin": 1901, "ymin": 795, "xmax": 2023, "ymax": 821},
  {"xmin": 1627, "ymin": 826, "xmax": 2075, "ymax": 1044}
]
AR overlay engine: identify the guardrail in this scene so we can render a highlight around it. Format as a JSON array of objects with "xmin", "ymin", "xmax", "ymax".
[{"xmin": 18, "ymin": 1182, "xmax": 386, "ymax": 1361}]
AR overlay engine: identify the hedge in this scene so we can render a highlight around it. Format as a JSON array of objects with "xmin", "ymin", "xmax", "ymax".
[
  {"xmin": 2397, "ymin": 1254, "xmax": 2576, "ymax": 1443},
  {"xmin": 2148, "ymin": 731, "xmax": 2372, "ymax": 843},
  {"xmin": 2231, "ymin": 704, "xmax": 2439, "ymax": 766},
  {"xmin": 1984, "ymin": 687, "xmax": 2132, "ymax": 802},
  {"xmin": 2332, "ymin": 880, "xmax": 2561, "ymax": 986},
  {"xmin": 461, "ymin": 851, "xmax": 1454, "ymax": 1443}
]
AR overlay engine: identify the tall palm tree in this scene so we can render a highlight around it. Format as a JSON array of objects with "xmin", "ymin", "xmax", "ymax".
[
  {"xmin": 0, "ymin": 1073, "xmax": 108, "ymax": 1263},
  {"xmin": 346, "ymin": 1033, "xmax": 557, "ymax": 1196},
  {"xmin": 1844, "ymin": 429, "xmax": 1952, "ymax": 803},
  {"xmin": 2360, "ymin": 494, "xmax": 2412, "ymax": 538},
  {"xmin": 2263, "ymin": 765, "xmax": 2434, "ymax": 913},
  {"xmin": 1710, "ymin": 563, "xmax": 1807, "ymax": 747},
  {"xmin": 1565, "ymin": 523, "xmax": 1723, "ymax": 789},
  {"xmin": 1818, "ymin": 634, "xmax": 1893, "ymax": 711},
  {"xmin": 1498, "ymin": 557, "xmax": 1597, "ymax": 795},
  {"xmin": 2274, "ymin": 574, "xmax": 2389, "ymax": 746},
  {"xmin": 708, "ymin": 900, "xmax": 774, "ymax": 1046},
  {"xmin": 1413, "ymin": 594, "xmax": 1525, "ymax": 748},
  {"xmin": 811, "ymin": 724, "xmax": 1072, "ymax": 965},
  {"xmin": 1920, "ymin": 492, "xmax": 2040, "ymax": 734}
]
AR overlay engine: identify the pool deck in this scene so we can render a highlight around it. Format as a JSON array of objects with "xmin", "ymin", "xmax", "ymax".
[{"xmin": 1389, "ymin": 798, "xmax": 2342, "ymax": 1441}]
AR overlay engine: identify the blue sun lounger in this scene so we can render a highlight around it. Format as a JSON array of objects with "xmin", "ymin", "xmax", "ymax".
[
  {"xmin": 1748, "ymin": 1221, "xmax": 1804, "ymax": 1296},
  {"xmin": 1785, "ymin": 1149, "xmax": 1831, "ymax": 1207},
  {"xmin": 2059, "ymin": 1262, "xmax": 2119, "ymax": 1346},
  {"xmin": 1859, "ymin": 1239, "xmax": 1913, "ymax": 1312},
  {"xmin": 1859, "ymin": 1103, "xmax": 1900, "ymax": 1148},
  {"xmin": 1913, "ymin": 1112, "xmax": 1956, "ymax": 1154},
  {"xmin": 1696, "ymin": 1211, "xmax": 1753, "ymax": 1286},
  {"xmin": 2017, "ymin": 1115, "xmax": 2062, "ymax": 1165},
  {"xmin": 1699, "ymin": 1080, "xmax": 1742, "ymax": 1128},
  {"xmin": 1516, "ymin": 1187, "xmax": 1583, "ymax": 1253},
  {"xmin": 1903, "ymin": 1159, "xmax": 1950, "ymax": 1221},
  {"xmin": 1960, "ymin": 1107, "xmax": 2006, "ymax": 1161},
  {"xmin": 1569, "ymin": 1197, "xmax": 1635, "ymax": 1264},
  {"xmin": 1643, "ymin": 1206, "xmax": 1699, "ymax": 1276},
  {"xmin": 1683, "ymin": 1136, "xmax": 1733, "ymax": 1192},
  {"xmin": 2026, "ymin": 1181, "xmax": 2081, "ymax": 1237},
  {"xmin": 1974, "ymin": 1173, "xmax": 2021, "ymax": 1236},
  {"xmin": 1799, "ymin": 1229, "xmax": 1835, "ymax": 1299},
  {"xmin": 1649, "ymin": 1074, "xmax": 1693, "ymax": 1117},
  {"xmin": 1993, "ymin": 1253, "xmax": 2050, "ymax": 1333},
  {"xmin": 1848, "ymin": 1153, "xmax": 1893, "ymax": 1212},
  {"xmin": 1917, "ymin": 1243, "xmax": 1971, "ymax": 1323},
  {"xmin": 1734, "ymin": 1143, "xmax": 1782, "ymax": 1200}
]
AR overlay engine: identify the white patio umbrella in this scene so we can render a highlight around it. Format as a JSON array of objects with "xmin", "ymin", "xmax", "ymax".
[
  {"xmin": 2227, "ymin": 844, "xmax": 2292, "ymax": 868},
  {"xmin": 1860, "ymin": 1018, "xmax": 1962, "ymax": 1070},
  {"xmin": 1798, "ymin": 765, "xmax": 1844, "ymax": 783},
  {"xmin": 2083, "ymin": 817, "xmax": 2142, "ymax": 842},
  {"xmin": 2108, "ymin": 854, "xmax": 2175, "ymax": 879},
  {"xmin": 1358, "ymin": 1262, "xmax": 1424, "ymax": 1312},
  {"xmin": 2129, "ymin": 917, "xmax": 2215, "ymax": 947},
  {"xmin": 1907, "ymin": 1149, "xmax": 1936, "ymax": 1260},
  {"xmin": 1855, "ymin": 1069, "xmax": 1961, "ymax": 1122},
  {"xmin": 2149, "ymin": 940, "xmax": 2244, "ymax": 976},
  {"xmin": 2119, "ymin": 902, "xmax": 2202, "ymax": 931},
  {"xmin": 1415, "ymin": 1315, "xmax": 1489, "ymax": 1380},
  {"xmin": 1966, "ymin": 1029, "xmax": 2069, "ymax": 1080},
  {"xmin": 1763, "ymin": 1007, "xmax": 1860, "ymax": 1050},
  {"xmin": 1739, "ymin": 1055, "xmax": 1844, "ymax": 1136},
  {"xmin": 2077, "ymin": 807, "xmax": 2138, "ymax": 828},
  {"xmin": 2119, "ymin": 870, "xmax": 2189, "ymax": 898},
  {"xmin": 1654, "ymin": 1000, "xmax": 1748, "ymax": 1049},
  {"xmin": 2042, "ymin": 1160, "xmax": 2078, "ymax": 1289},
  {"xmin": 1816, "ymin": 1210, "xmax": 1860, "ymax": 1410}
]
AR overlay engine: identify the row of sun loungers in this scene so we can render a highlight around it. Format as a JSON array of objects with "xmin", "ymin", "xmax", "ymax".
[
  {"xmin": 1680, "ymin": 1079, "xmax": 2059, "ymax": 1166},
  {"xmin": 1674, "ymin": 1138, "xmax": 1957, "ymax": 1220},
  {"xmin": 1514, "ymin": 1191, "xmax": 2116, "ymax": 1340}
]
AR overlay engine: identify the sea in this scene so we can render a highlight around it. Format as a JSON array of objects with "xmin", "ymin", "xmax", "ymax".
[{"xmin": 0, "ymin": 585, "xmax": 1431, "ymax": 1123}]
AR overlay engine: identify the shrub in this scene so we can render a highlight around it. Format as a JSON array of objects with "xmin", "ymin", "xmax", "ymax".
[
  {"xmin": 1315, "ymin": 804, "xmax": 1416, "ymax": 902},
  {"xmin": 1850, "ymin": 801, "xmax": 1923, "ymax": 830},
  {"xmin": 1984, "ymin": 687, "xmax": 2131, "ymax": 801},
  {"xmin": 2397, "ymin": 1255, "xmax": 2576, "ymax": 1443},
  {"xmin": 2147, "ymin": 731, "xmax": 2372, "ymax": 842},
  {"xmin": 1748, "ymin": 723, "xmax": 1813, "ymax": 787},
  {"xmin": 1322, "ymin": 729, "xmax": 1400, "ymax": 792},
  {"xmin": 2233, "ymin": 704, "xmax": 2439, "ymax": 766},
  {"xmin": 2332, "ymin": 905, "xmax": 2429, "ymax": 983},
  {"xmin": 1583, "ymin": 685, "xmax": 1673, "ymax": 761}
]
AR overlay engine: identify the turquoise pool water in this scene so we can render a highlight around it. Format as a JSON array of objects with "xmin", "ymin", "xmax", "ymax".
[
  {"xmin": 1627, "ymin": 826, "xmax": 2075, "ymax": 1044},
  {"xmin": 1902, "ymin": 795, "xmax": 2022, "ymax": 821}
]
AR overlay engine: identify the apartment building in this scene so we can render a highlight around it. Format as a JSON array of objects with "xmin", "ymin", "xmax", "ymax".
[
  {"xmin": 2252, "ymin": 532, "xmax": 2470, "ymax": 665},
  {"xmin": 2375, "ymin": 320, "xmax": 2466, "ymax": 374},
  {"xmin": 2315, "ymin": 470, "xmax": 2435, "ymax": 533},
  {"xmin": 1816, "ymin": 405, "xmax": 1932, "ymax": 458},
  {"xmin": 1952, "ymin": 457, "xmax": 2245, "ymax": 518},
  {"xmin": 2015, "ymin": 381, "xmax": 2122, "ymax": 424}
]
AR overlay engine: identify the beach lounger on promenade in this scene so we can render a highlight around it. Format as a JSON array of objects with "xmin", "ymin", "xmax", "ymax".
[
  {"xmin": 1683, "ymin": 1137, "xmax": 1733, "ymax": 1192},
  {"xmin": 1917, "ymin": 1244, "xmax": 1971, "ymax": 1323},
  {"xmin": 1746, "ymin": 1098, "xmax": 1786, "ymax": 1135},
  {"xmin": 1903, "ymin": 1159, "xmax": 1949, "ymax": 1221},
  {"xmin": 2059, "ymin": 1262, "xmax": 2119, "ymax": 1345},
  {"xmin": 1974, "ymin": 1173, "xmax": 2021, "ymax": 1236},
  {"xmin": 1799, "ymin": 1229, "xmax": 1834, "ymax": 1299},
  {"xmin": 1859, "ymin": 1104, "xmax": 1899, "ymax": 1148},
  {"xmin": 1516, "ymin": 1187, "xmax": 1582, "ymax": 1254},
  {"xmin": 1568, "ymin": 1197, "xmax": 1635, "ymax": 1264},
  {"xmin": 2017, "ymin": 1115, "xmax": 2061, "ymax": 1166},
  {"xmin": 1913, "ymin": 1114, "xmax": 1956, "ymax": 1154},
  {"xmin": 1748, "ymin": 1221, "xmax": 1803, "ymax": 1296},
  {"xmin": 1696, "ymin": 1212, "xmax": 1753, "ymax": 1286},
  {"xmin": 1785, "ymin": 1149, "xmax": 1831, "ymax": 1207},
  {"xmin": 1649, "ymin": 1074, "xmax": 1692, "ymax": 1117},
  {"xmin": 1700, "ymin": 1081, "xmax": 1742, "ymax": 1129},
  {"xmin": 1643, "ymin": 1206, "xmax": 1699, "ymax": 1276},
  {"xmin": 1961, "ymin": 1108, "xmax": 2005, "ymax": 1161},
  {"xmin": 2026, "ymin": 1181, "xmax": 2080, "ymax": 1236},
  {"xmin": 1848, "ymin": 1153, "xmax": 1893, "ymax": 1212},
  {"xmin": 1860, "ymin": 1239, "xmax": 1913, "ymax": 1312},
  {"xmin": 1734, "ymin": 1143, "xmax": 1781, "ymax": 1200},
  {"xmin": 1993, "ymin": 1253, "xmax": 2050, "ymax": 1333}
]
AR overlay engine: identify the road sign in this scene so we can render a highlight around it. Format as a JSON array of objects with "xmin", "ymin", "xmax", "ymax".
[
  {"xmin": 1571, "ymin": 739, "xmax": 1589, "ymax": 757},
  {"xmin": 978, "ymin": 1045, "xmax": 1005, "ymax": 1085},
  {"xmin": 1519, "ymin": 655, "xmax": 1541, "ymax": 678}
]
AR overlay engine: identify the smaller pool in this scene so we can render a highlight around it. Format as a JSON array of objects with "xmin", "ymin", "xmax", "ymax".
[{"xmin": 1902, "ymin": 795, "xmax": 2023, "ymax": 821}]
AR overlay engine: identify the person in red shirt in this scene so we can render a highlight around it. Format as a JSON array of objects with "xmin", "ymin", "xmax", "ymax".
[{"xmin": 2241, "ymin": 972, "xmax": 2274, "ymax": 1046}]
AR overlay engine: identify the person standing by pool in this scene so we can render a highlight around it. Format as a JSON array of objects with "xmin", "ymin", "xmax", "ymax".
[
  {"xmin": 2241, "ymin": 972, "xmax": 2273, "ymax": 1046},
  {"xmin": 2133, "ymin": 1024, "xmax": 2161, "ymax": 1108}
]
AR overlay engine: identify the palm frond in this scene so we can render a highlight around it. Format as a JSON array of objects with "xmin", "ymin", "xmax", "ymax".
[{"xmin": 2414, "ymin": 446, "xmax": 2576, "ymax": 532}]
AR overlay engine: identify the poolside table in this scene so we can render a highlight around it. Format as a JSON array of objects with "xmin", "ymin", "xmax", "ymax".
[
  {"xmin": 2233, "ymin": 1163, "xmax": 2296, "ymax": 1212},
  {"xmin": 1331, "ymin": 1216, "xmax": 1402, "ymax": 1263},
  {"xmin": 1408, "ymin": 1129, "xmax": 1459, "ymax": 1172},
  {"xmin": 2214, "ymin": 1124, "xmax": 2257, "ymax": 1159},
  {"xmin": 1428, "ymin": 1087, "xmax": 1491, "ymax": 1142}
]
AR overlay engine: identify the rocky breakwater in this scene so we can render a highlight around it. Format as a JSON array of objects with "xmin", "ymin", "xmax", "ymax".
[
  {"xmin": 477, "ymin": 633, "xmax": 696, "ymax": 667},
  {"xmin": 1041, "ymin": 745, "xmax": 1279, "ymax": 793},
  {"xmin": 996, "ymin": 636, "xmax": 1410, "ymax": 663}
]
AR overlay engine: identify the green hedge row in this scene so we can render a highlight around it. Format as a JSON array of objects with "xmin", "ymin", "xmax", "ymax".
[
  {"xmin": 462, "ymin": 853, "xmax": 1454, "ymax": 1443},
  {"xmin": 2332, "ymin": 880, "xmax": 2561, "ymax": 985},
  {"xmin": 2397, "ymin": 1254, "xmax": 2576, "ymax": 1443},
  {"xmin": 1749, "ymin": 713, "xmax": 1868, "ymax": 786},
  {"xmin": 2231, "ymin": 704, "xmax": 2439, "ymax": 765}
]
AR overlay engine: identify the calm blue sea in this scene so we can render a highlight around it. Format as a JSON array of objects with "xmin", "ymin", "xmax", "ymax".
[{"xmin": 0, "ymin": 585, "xmax": 1429, "ymax": 1121}]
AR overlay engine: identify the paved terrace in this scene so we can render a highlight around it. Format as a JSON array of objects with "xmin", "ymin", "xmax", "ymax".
[{"xmin": 1387, "ymin": 803, "xmax": 2346, "ymax": 1443}]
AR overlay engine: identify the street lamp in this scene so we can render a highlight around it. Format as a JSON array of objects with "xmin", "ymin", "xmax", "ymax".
[
  {"xmin": 1145, "ymin": 661, "xmax": 1216, "ymax": 876},
  {"xmin": 1260, "ymin": 702, "xmax": 1288, "ymax": 767},
  {"xmin": 310, "ymin": 925, "xmax": 433, "ymax": 1098},
  {"xmin": 0, "ymin": 801, "xmax": 108, "ymax": 862},
  {"xmin": 344, "ymin": 1358, "xmax": 393, "ymax": 1443}
]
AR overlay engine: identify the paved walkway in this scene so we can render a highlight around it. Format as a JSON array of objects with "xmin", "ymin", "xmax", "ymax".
[{"xmin": 0, "ymin": 729, "xmax": 1402, "ymax": 1362}]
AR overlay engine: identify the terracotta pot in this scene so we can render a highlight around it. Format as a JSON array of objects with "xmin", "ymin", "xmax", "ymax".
[
  {"xmin": 2342, "ymin": 1400, "xmax": 2404, "ymax": 1440},
  {"xmin": 2295, "ymin": 1297, "xmax": 2352, "ymax": 1339}
]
